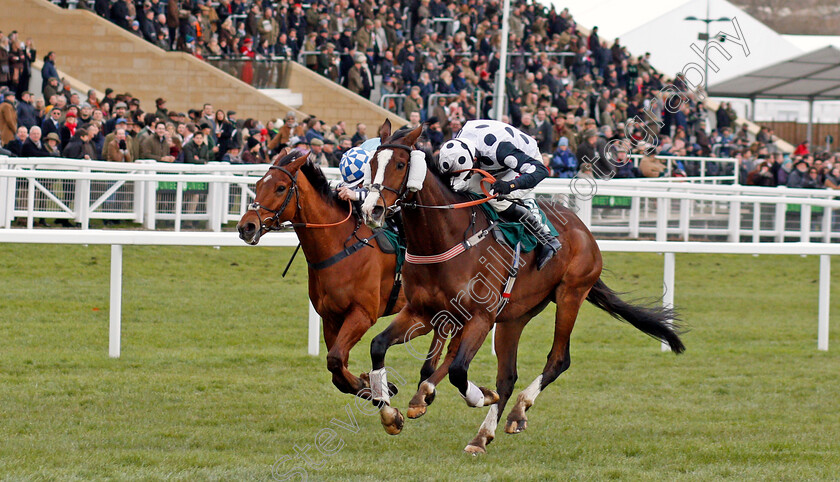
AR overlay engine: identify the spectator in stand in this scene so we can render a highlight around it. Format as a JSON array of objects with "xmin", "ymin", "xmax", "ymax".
[
  {"xmin": 43, "ymin": 131, "xmax": 62, "ymax": 157},
  {"xmin": 140, "ymin": 120, "xmax": 175, "ymax": 162},
  {"xmin": 787, "ymin": 160, "xmax": 813, "ymax": 188},
  {"xmin": 21, "ymin": 125, "xmax": 45, "ymax": 156},
  {"xmin": 0, "ymin": 90, "xmax": 16, "ymax": 146},
  {"xmin": 62, "ymin": 127, "xmax": 97, "ymax": 160},
  {"xmin": 6, "ymin": 125, "xmax": 27, "ymax": 156},
  {"xmin": 14, "ymin": 91, "xmax": 37, "ymax": 129},
  {"xmin": 793, "ymin": 140, "xmax": 810, "ymax": 156},
  {"xmin": 182, "ymin": 130, "xmax": 212, "ymax": 164},
  {"xmin": 60, "ymin": 111, "xmax": 79, "ymax": 150},
  {"xmin": 351, "ymin": 123, "xmax": 367, "ymax": 146},
  {"xmin": 550, "ymin": 137, "xmax": 577, "ymax": 178}
]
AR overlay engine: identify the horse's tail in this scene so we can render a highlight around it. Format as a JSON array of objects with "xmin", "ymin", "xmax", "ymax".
[{"xmin": 586, "ymin": 278, "xmax": 685, "ymax": 354}]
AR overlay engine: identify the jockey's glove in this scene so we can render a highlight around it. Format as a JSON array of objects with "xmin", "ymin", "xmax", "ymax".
[{"xmin": 491, "ymin": 180, "xmax": 517, "ymax": 195}]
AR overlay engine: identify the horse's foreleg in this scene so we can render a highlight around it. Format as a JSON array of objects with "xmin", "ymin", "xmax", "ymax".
[
  {"xmin": 325, "ymin": 308, "xmax": 375, "ymax": 398},
  {"xmin": 368, "ymin": 308, "xmax": 432, "ymax": 435},
  {"xmin": 465, "ymin": 318, "xmax": 527, "ymax": 454}
]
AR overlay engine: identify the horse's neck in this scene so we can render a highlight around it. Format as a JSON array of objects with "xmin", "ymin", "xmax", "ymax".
[
  {"xmin": 403, "ymin": 174, "xmax": 478, "ymax": 255},
  {"xmin": 292, "ymin": 175, "xmax": 356, "ymax": 262}
]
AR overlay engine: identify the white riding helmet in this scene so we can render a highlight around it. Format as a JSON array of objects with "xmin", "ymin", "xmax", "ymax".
[{"xmin": 438, "ymin": 137, "xmax": 477, "ymax": 174}]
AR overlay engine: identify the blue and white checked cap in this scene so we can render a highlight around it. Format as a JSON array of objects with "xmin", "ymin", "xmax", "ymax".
[{"xmin": 339, "ymin": 146, "xmax": 371, "ymax": 187}]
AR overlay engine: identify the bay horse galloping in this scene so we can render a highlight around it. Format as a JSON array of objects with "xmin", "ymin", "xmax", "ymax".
[
  {"xmin": 360, "ymin": 120, "xmax": 685, "ymax": 453},
  {"xmin": 237, "ymin": 150, "xmax": 443, "ymax": 399}
]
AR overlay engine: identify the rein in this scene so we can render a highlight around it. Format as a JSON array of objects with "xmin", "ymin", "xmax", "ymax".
[{"xmin": 402, "ymin": 168, "xmax": 498, "ymax": 210}]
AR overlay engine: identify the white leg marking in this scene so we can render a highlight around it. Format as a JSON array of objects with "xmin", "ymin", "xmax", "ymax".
[
  {"xmin": 520, "ymin": 374, "xmax": 543, "ymax": 405},
  {"xmin": 479, "ymin": 404, "xmax": 499, "ymax": 436}
]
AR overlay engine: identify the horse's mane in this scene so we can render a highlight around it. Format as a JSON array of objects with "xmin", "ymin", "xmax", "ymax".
[{"xmin": 275, "ymin": 149, "xmax": 348, "ymax": 211}]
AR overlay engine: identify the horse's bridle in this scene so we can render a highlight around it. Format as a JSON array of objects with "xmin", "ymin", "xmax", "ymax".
[
  {"xmin": 249, "ymin": 165, "xmax": 301, "ymax": 233},
  {"xmin": 371, "ymin": 143, "xmax": 498, "ymax": 214},
  {"xmin": 368, "ymin": 143, "xmax": 414, "ymax": 217},
  {"xmin": 250, "ymin": 164, "xmax": 355, "ymax": 232}
]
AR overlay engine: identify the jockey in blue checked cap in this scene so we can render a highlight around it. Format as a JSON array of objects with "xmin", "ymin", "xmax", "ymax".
[
  {"xmin": 437, "ymin": 119, "xmax": 561, "ymax": 270},
  {"xmin": 337, "ymin": 138, "xmax": 380, "ymax": 202}
]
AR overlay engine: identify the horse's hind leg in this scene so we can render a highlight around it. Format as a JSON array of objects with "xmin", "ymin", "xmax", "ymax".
[
  {"xmin": 407, "ymin": 329, "xmax": 464, "ymax": 419},
  {"xmin": 505, "ymin": 284, "xmax": 588, "ymax": 434},
  {"xmin": 465, "ymin": 318, "xmax": 528, "ymax": 454},
  {"xmin": 448, "ymin": 317, "xmax": 499, "ymax": 409}
]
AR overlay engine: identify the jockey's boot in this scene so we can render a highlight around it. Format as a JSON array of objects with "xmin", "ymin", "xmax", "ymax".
[{"xmin": 502, "ymin": 203, "xmax": 561, "ymax": 270}]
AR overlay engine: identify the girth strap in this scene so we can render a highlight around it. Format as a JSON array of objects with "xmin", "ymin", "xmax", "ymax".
[
  {"xmin": 383, "ymin": 271, "xmax": 402, "ymax": 316},
  {"xmin": 405, "ymin": 221, "xmax": 497, "ymax": 265}
]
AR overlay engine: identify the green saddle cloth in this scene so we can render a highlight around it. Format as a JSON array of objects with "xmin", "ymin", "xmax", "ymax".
[
  {"xmin": 377, "ymin": 228, "xmax": 406, "ymax": 273},
  {"xmin": 467, "ymin": 192, "xmax": 559, "ymax": 254}
]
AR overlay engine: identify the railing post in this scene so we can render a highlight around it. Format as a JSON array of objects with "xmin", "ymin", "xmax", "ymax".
[
  {"xmin": 662, "ymin": 252, "xmax": 675, "ymax": 352},
  {"xmin": 775, "ymin": 199, "xmax": 786, "ymax": 242},
  {"xmin": 76, "ymin": 166, "xmax": 91, "ymax": 228},
  {"xmin": 629, "ymin": 195, "xmax": 640, "ymax": 239},
  {"xmin": 818, "ymin": 254, "xmax": 830, "ymax": 351},
  {"xmin": 823, "ymin": 207, "xmax": 832, "ymax": 243},
  {"xmin": 308, "ymin": 301, "xmax": 320, "ymax": 356},
  {"xmin": 144, "ymin": 163, "xmax": 156, "ymax": 230},
  {"xmin": 174, "ymin": 181, "xmax": 184, "ymax": 231},
  {"xmin": 801, "ymin": 204, "xmax": 812, "ymax": 243},
  {"xmin": 656, "ymin": 196, "xmax": 668, "ymax": 242},
  {"xmin": 577, "ymin": 195, "xmax": 592, "ymax": 228},
  {"xmin": 110, "ymin": 244, "xmax": 123, "ymax": 358},
  {"xmin": 0, "ymin": 157, "xmax": 8, "ymax": 228},
  {"xmin": 728, "ymin": 199, "xmax": 741, "ymax": 242},
  {"xmin": 26, "ymin": 174, "xmax": 35, "ymax": 229},
  {"xmin": 752, "ymin": 202, "xmax": 761, "ymax": 242},
  {"xmin": 207, "ymin": 162, "xmax": 223, "ymax": 232},
  {"xmin": 679, "ymin": 198, "xmax": 690, "ymax": 241}
]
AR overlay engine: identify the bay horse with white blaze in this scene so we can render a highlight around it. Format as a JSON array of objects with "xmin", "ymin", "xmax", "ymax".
[
  {"xmin": 361, "ymin": 120, "xmax": 685, "ymax": 454},
  {"xmin": 237, "ymin": 150, "xmax": 445, "ymax": 400}
]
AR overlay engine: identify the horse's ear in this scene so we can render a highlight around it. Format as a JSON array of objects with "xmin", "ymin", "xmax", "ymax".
[
  {"xmin": 403, "ymin": 125, "xmax": 423, "ymax": 147},
  {"xmin": 379, "ymin": 118, "xmax": 392, "ymax": 142},
  {"xmin": 287, "ymin": 150, "xmax": 309, "ymax": 171}
]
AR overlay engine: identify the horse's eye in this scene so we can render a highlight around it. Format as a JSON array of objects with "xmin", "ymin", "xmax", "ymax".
[
  {"xmin": 276, "ymin": 185, "xmax": 286, "ymax": 193},
  {"xmin": 396, "ymin": 162, "xmax": 406, "ymax": 170}
]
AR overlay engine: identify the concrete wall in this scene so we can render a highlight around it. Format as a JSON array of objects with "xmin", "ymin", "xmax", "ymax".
[
  {"xmin": 284, "ymin": 61, "xmax": 406, "ymax": 130},
  {"xmin": 0, "ymin": 0, "xmax": 302, "ymax": 121}
]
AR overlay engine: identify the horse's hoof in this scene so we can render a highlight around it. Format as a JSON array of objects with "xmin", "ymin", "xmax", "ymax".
[
  {"xmin": 463, "ymin": 444, "xmax": 486, "ymax": 455},
  {"xmin": 359, "ymin": 373, "xmax": 370, "ymax": 388},
  {"xmin": 406, "ymin": 404, "xmax": 427, "ymax": 419},
  {"xmin": 480, "ymin": 386, "xmax": 500, "ymax": 406},
  {"xmin": 380, "ymin": 406, "xmax": 404, "ymax": 435},
  {"xmin": 504, "ymin": 418, "xmax": 527, "ymax": 434}
]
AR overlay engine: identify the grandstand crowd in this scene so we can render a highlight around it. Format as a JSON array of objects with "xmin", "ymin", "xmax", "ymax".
[{"xmin": 2, "ymin": 1, "xmax": 840, "ymax": 189}]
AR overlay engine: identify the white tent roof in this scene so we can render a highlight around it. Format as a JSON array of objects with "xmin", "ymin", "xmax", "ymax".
[
  {"xmin": 552, "ymin": 0, "xmax": 802, "ymax": 84},
  {"xmin": 708, "ymin": 46, "xmax": 840, "ymax": 100}
]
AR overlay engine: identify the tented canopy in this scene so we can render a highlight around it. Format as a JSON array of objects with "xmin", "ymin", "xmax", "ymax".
[
  {"xmin": 708, "ymin": 46, "xmax": 840, "ymax": 144},
  {"xmin": 708, "ymin": 46, "xmax": 840, "ymax": 100}
]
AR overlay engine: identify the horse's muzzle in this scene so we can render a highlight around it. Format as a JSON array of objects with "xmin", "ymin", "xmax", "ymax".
[{"xmin": 237, "ymin": 221, "xmax": 261, "ymax": 245}]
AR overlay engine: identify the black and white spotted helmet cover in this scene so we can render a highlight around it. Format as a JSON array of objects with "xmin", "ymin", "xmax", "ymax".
[{"xmin": 438, "ymin": 138, "xmax": 477, "ymax": 174}]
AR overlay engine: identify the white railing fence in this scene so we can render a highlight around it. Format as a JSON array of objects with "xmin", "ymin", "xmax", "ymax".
[
  {"xmin": 0, "ymin": 230, "xmax": 832, "ymax": 358},
  {"xmin": 2, "ymin": 157, "xmax": 837, "ymax": 244}
]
